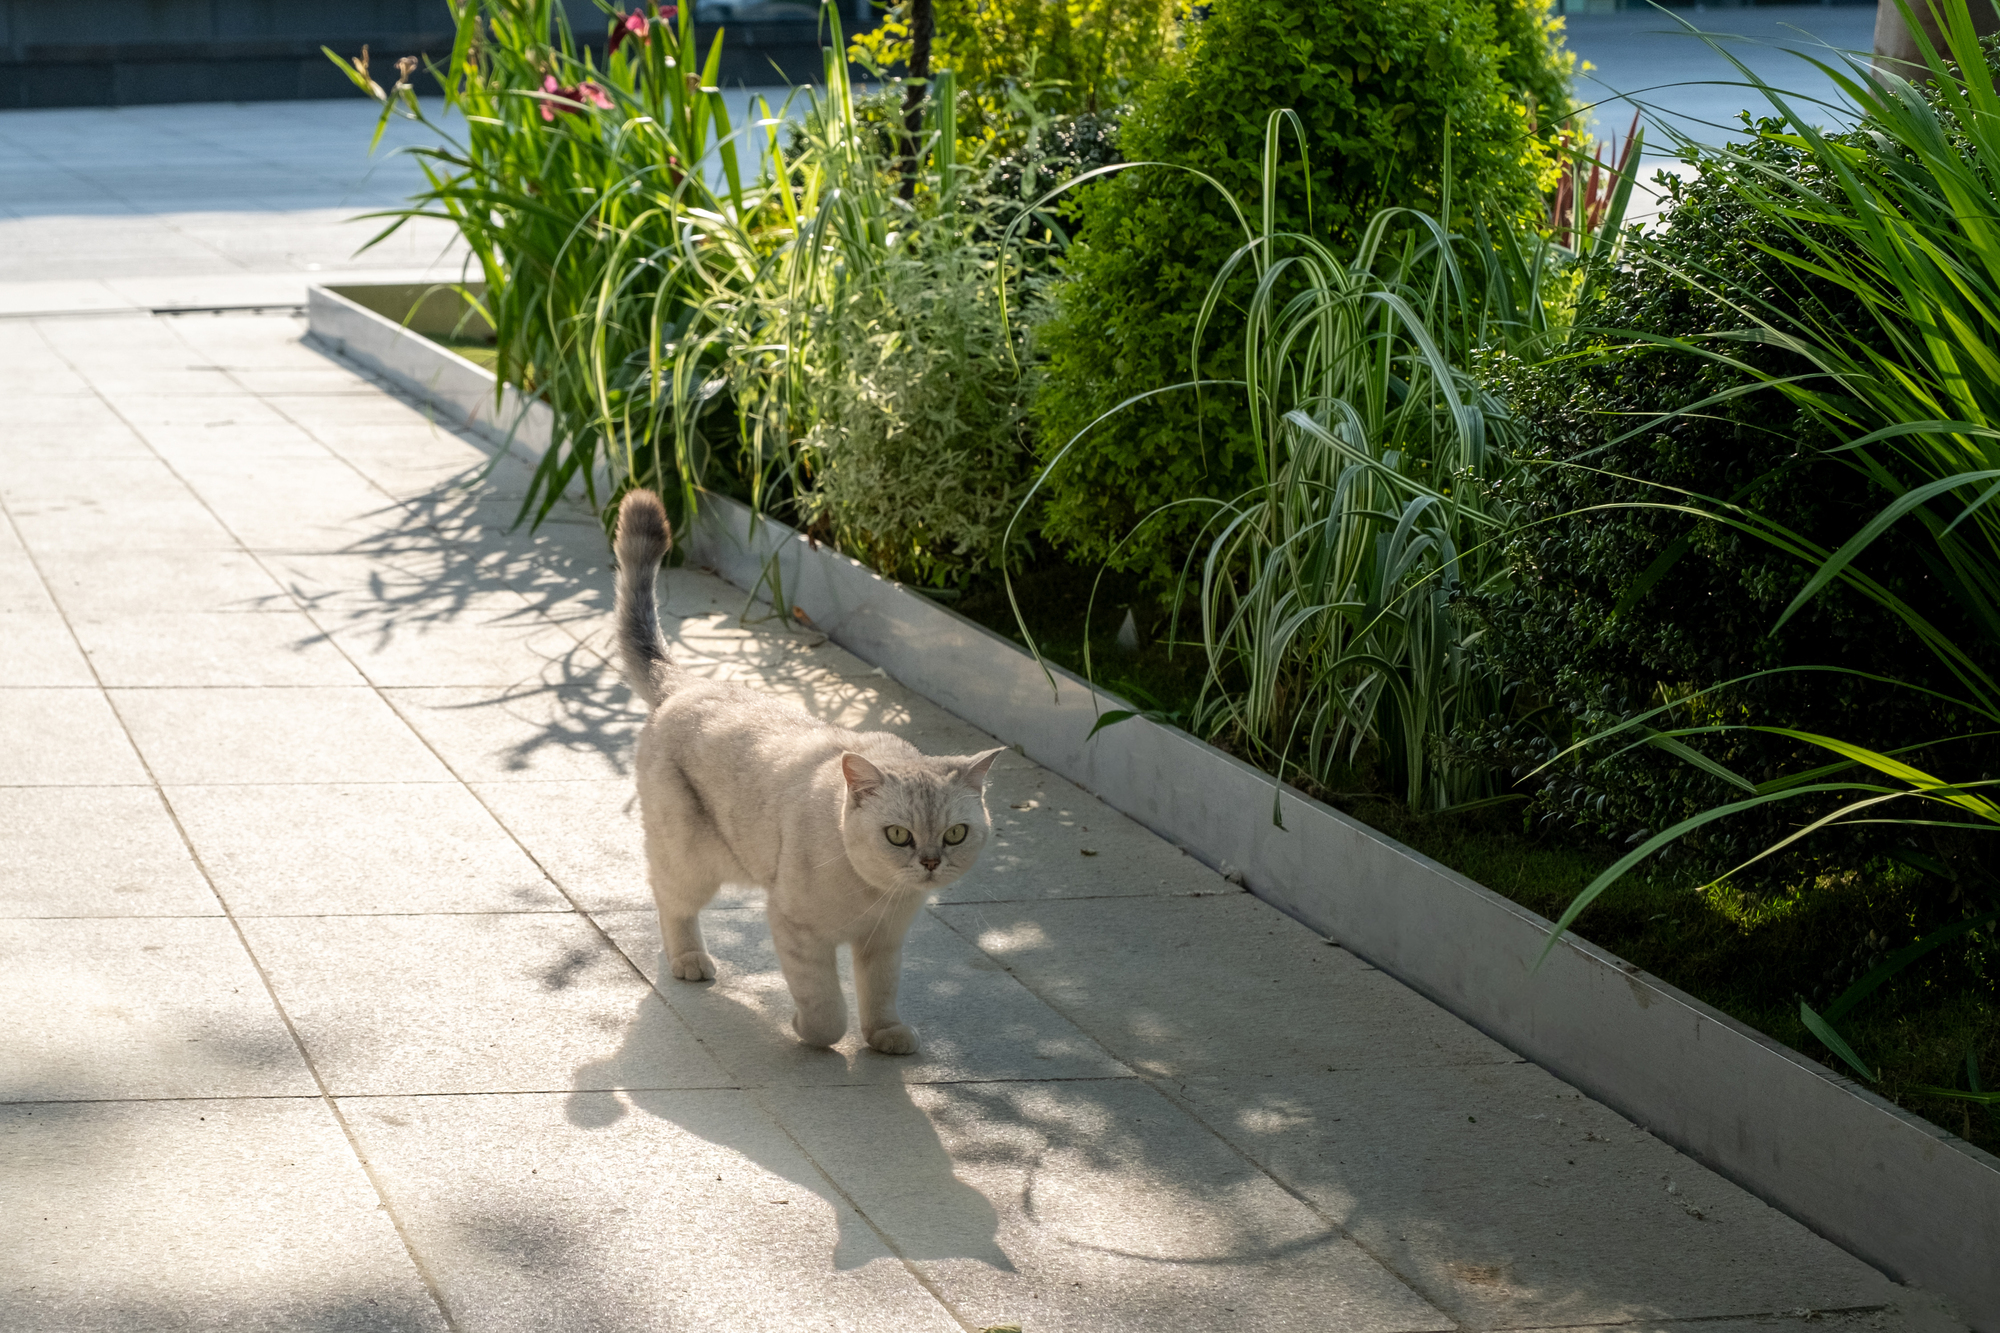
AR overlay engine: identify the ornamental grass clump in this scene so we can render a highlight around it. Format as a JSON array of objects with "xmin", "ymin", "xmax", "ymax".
[
  {"xmin": 1015, "ymin": 111, "xmax": 1618, "ymax": 811},
  {"xmin": 1029, "ymin": 0, "xmax": 1575, "ymax": 586},
  {"xmin": 331, "ymin": 1, "xmax": 788, "ymax": 529}
]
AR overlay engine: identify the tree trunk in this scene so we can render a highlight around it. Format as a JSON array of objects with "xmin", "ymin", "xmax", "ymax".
[
  {"xmin": 1873, "ymin": 0, "xmax": 2000, "ymax": 79},
  {"xmin": 898, "ymin": 0, "xmax": 933, "ymax": 201}
]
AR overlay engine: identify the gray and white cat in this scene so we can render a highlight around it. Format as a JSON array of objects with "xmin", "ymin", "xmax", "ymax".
[{"xmin": 612, "ymin": 490, "xmax": 1003, "ymax": 1055}]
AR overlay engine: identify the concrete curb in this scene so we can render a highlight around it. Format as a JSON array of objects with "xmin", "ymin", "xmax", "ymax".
[
  {"xmin": 305, "ymin": 283, "xmax": 554, "ymax": 457},
  {"xmin": 307, "ymin": 284, "xmax": 2000, "ymax": 1330}
]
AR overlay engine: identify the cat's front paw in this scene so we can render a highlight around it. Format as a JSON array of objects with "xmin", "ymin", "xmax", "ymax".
[
  {"xmin": 866, "ymin": 1023, "xmax": 920, "ymax": 1056},
  {"xmin": 669, "ymin": 950, "xmax": 716, "ymax": 982}
]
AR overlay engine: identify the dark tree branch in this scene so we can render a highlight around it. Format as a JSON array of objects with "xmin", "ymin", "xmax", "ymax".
[{"xmin": 898, "ymin": 0, "xmax": 933, "ymax": 200}]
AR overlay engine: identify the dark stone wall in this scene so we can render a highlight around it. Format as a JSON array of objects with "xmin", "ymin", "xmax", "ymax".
[{"xmin": 0, "ymin": 1, "xmax": 863, "ymax": 108}]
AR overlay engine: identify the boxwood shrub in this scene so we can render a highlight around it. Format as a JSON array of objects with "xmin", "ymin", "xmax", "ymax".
[{"xmin": 1472, "ymin": 122, "xmax": 2000, "ymax": 892}]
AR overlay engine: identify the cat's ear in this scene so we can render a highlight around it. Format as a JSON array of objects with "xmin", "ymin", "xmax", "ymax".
[
  {"xmin": 841, "ymin": 752, "xmax": 885, "ymax": 803},
  {"xmin": 957, "ymin": 747, "xmax": 1006, "ymax": 791}
]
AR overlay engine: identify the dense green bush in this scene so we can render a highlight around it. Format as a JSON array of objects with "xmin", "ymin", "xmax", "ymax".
[
  {"xmin": 852, "ymin": 0, "xmax": 1177, "ymax": 142},
  {"xmin": 797, "ymin": 205, "xmax": 1034, "ymax": 588},
  {"xmin": 1028, "ymin": 0, "xmax": 1572, "ymax": 584},
  {"xmin": 1472, "ymin": 122, "xmax": 2000, "ymax": 889}
]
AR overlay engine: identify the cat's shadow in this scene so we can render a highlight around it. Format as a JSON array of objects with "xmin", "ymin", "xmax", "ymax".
[{"xmin": 565, "ymin": 967, "xmax": 1012, "ymax": 1274}]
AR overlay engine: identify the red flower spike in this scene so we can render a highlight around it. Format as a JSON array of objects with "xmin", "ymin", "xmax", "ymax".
[
  {"xmin": 538, "ymin": 74, "xmax": 611, "ymax": 121},
  {"xmin": 608, "ymin": 11, "xmax": 650, "ymax": 55}
]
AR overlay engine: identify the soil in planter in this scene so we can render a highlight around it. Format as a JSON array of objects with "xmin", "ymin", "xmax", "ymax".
[
  {"xmin": 951, "ymin": 553, "xmax": 1210, "ymax": 725},
  {"xmin": 424, "ymin": 334, "xmax": 500, "ymax": 372},
  {"xmin": 952, "ymin": 563, "xmax": 2000, "ymax": 1155}
]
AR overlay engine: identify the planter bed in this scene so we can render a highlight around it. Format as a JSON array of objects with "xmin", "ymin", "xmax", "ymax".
[{"xmin": 307, "ymin": 280, "xmax": 2000, "ymax": 1329}]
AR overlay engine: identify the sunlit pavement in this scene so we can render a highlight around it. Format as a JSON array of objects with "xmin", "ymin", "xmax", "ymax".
[{"xmin": 0, "ymin": 51, "xmax": 1966, "ymax": 1333}]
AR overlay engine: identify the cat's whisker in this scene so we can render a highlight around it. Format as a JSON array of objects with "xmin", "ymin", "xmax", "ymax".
[{"xmin": 855, "ymin": 897, "xmax": 893, "ymax": 955}]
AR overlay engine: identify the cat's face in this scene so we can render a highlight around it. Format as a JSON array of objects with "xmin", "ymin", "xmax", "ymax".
[{"xmin": 838, "ymin": 748, "xmax": 1004, "ymax": 894}]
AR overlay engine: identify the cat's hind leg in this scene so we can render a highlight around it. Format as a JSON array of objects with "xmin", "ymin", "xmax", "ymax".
[
  {"xmin": 640, "ymin": 790, "xmax": 724, "ymax": 983},
  {"xmin": 648, "ymin": 860, "xmax": 720, "ymax": 982},
  {"xmin": 637, "ymin": 749, "xmax": 748, "ymax": 983}
]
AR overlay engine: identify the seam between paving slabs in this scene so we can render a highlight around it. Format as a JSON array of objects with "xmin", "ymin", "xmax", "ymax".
[
  {"xmin": 1478, "ymin": 1309, "xmax": 1893, "ymax": 1332},
  {"xmin": 197, "ymin": 316, "xmax": 986, "ymax": 1333},
  {"xmin": 25, "ymin": 321, "xmax": 473, "ymax": 1333},
  {"xmin": 6, "ymin": 908, "xmax": 584, "ymax": 920},
  {"xmin": 0, "ymin": 494, "xmax": 464, "ymax": 1331}
]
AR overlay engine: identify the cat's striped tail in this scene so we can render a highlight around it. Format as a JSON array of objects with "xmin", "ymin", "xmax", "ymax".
[{"xmin": 613, "ymin": 489, "xmax": 675, "ymax": 710}]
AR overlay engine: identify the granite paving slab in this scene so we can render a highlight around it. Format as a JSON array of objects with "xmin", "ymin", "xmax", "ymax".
[
  {"xmin": 342, "ymin": 1090, "xmax": 958, "ymax": 1333},
  {"xmin": 166, "ymin": 782, "xmax": 568, "ymax": 917},
  {"xmin": 240, "ymin": 913, "xmax": 729, "ymax": 1096},
  {"xmin": 111, "ymin": 685, "xmax": 454, "ymax": 785},
  {"xmin": 0, "ymin": 1099, "xmax": 447, "ymax": 1333},
  {"xmin": 0, "ymin": 916, "xmax": 311, "ymax": 1102},
  {"xmin": 0, "ymin": 787, "xmax": 216, "ymax": 918},
  {"xmin": 1177, "ymin": 1063, "xmax": 1906, "ymax": 1329},
  {"xmin": 70, "ymin": 610, "xmax": 362, "ymax": 688}
]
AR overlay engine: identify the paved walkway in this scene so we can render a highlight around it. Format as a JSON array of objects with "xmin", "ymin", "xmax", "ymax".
[
  {"xmin": 0, "ymin": 82, "xmax": 1966, "ymax": 1333},
  {"xmin": 1564, "ymin": 6, "xmax": 1879, "ymax": 143},
  {"xmin": 0, "ymin": 91, "xmax": 780, "ymax": 318}
]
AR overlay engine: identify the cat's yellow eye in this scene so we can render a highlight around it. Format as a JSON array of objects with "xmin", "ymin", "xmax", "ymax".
[
  {"xmin": 943, "ymin": 823, "xmax": 969, "ymax": 846},
  {"xmin": 884, "ymin": 826, "xmax": 914, "ymax": 847}
]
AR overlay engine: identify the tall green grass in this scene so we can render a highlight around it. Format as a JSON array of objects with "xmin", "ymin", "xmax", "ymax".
[
  {"xmin": 331, "ymin": 0, "xmax": 981, "ymax": 548},
  {"xmin": 1535, "ymin": 5, "xmax": 2000, "ymax": 1091},
  {"xmin": 331, "ymin": 1, "xmax": 784, "ymax": 527},
  {"xmin": 1017, "ymin": 111, "xmax": 1631, "ymax": 812}
]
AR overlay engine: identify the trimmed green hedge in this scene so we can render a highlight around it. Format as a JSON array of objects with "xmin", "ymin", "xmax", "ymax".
[{"xmin": 1473, "ymin": 124, "xmax": 2000, "ymax": 891}]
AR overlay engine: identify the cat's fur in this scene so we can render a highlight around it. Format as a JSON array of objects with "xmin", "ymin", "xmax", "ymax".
[{"xmin": 613, "ymin": 490, "xmax": 1002, "ymax": 1055}]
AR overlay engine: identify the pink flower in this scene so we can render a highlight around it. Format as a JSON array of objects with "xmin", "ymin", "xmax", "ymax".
[
  {"xmin": 539, "ymin": 74, "xmax": 612, "ymax": 121},
  {"xmin": 608, "ymin": 11, "xmax": 649, "ymax": 55}
]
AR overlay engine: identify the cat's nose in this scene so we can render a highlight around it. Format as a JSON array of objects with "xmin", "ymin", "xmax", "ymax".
[{"xmin": 919, "ymin": 854, "xmax": 941, "ymax": 872}]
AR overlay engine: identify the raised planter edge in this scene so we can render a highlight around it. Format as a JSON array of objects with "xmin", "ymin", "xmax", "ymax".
[
  {"xmin": 305, "ymin": 283, "xmax": 2000, "ymax": 1330},
  {"xmin": 305, "ymin": 284, "xmax": 556, "ymax": 458}
]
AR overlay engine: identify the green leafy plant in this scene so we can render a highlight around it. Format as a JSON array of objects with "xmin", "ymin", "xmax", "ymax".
[
  {"xmin": 850, "ymin": 0, "xmax": 1178, "ymax": 142},
  {"xmin": 1475, "ymin": 120, "xmax": 1994, "ymax": 888},
  {"xmin": 1512, "ymin": 7, "xmax": 2000, "ymax": 1087},
  {"xmin": 1014, "ymin": 111, "xmax": 1616, "ymax": 811},
  {"xmin": 796, "ymin": 205, "xmax": 1037, "ymax": 586},
  {"xmin": 1027, "ymin": 0, "xmax": 1575, "ymax": 587}
]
